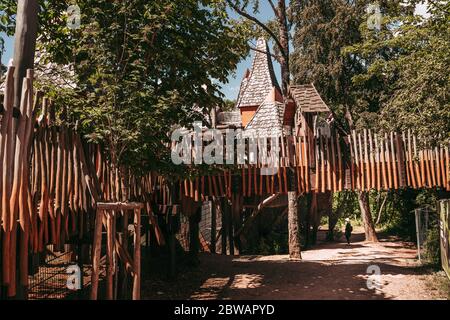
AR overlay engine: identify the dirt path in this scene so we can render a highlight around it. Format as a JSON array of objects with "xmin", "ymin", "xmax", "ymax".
[{"xmin": 143, "ymin": 230, "xmax": 446, "ymax": 300}]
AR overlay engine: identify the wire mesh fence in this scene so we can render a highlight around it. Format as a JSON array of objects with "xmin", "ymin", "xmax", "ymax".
[
  {"xmin": 415, "ymin": 206, "xmax": 438, "ymax": 263},
  {"xmin": 175, "ymin": 199, "xmax": 224, "ymax": 254},
  {"xmin": 28, "ymin": 243, "xmax": 91, "ymax": 300}
]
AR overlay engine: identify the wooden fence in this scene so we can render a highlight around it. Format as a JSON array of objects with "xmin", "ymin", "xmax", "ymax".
[
  {"xmin": 177, "ymin": 130, "xmax": 449, "ymax": 198},
  {"xmin": 0, "ymin": 67, "xmax": 162, "ymax": 298}
]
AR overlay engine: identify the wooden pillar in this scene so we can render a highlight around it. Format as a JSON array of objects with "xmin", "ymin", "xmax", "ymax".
[
  {"xmin": 231, "ymin": 193, "xmax": 242, "ymax": 255},
  {"xmin": 226, "ymin": 199, "xmax": 234, "ymax": 256},
  {"xmin": 90, "ymin": 209, "xmax": 104, "ymax": 300},
  {"xmin": 118, "ymin": 211, "xmax": 129, "ymax": 299},
  {"xmin": 105, "ymin": 212, "xmax": 115, "ymax": 300},
  {"xmin": 12, "ymin": 0, "xmax": 38, "ymax": 110},
  {"xmin": 221, "ymin": 198, "xmax": 228, "ymax": 255},
  {"xmin": 210, "ymin": 197, "xmax": 217, "ymax": 254},
  {"xmin": 132, "ymin": 208, "xmax": 141, "ymax": 300}
]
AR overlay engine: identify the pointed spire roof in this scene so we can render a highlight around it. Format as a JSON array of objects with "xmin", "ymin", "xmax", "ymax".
[{"xmin": 236, "ymin": 38, "xmax": 280, "ymax": 108}]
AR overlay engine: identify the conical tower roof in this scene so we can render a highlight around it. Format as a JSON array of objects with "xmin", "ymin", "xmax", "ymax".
[{"xmin": 236, "ymin": 38, "xmax": 280, "ymax": 108}]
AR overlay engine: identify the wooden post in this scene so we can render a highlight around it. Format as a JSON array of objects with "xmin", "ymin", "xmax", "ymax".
[
  {"xmin": 391, "ymin": 132, "xmax": 398, "ymax": 189},
  {"xmin": 12, "ymin": 0, "xmax": 38, "ymax": 111},
  {"xmin": 221, "ymin": 197, "xmax": 227, "ymax": 255},
  {"xmin": 227, "ymin": 199, "xmax": 234, "ymax": 256},
  {"xmin": 385, "ymin": 133, "xmax": 392, "ymax": 189},
  {"xmin": 336, "ymin": 134, "xmax": 343, "ymax": 191},
  {"xmin": 364, "ymin": 129, "xmax": 370, "ymax": 190},
  {"xmin": 132, "ymin": 208, "xmax": 141, "ymax": 300},
  {"xmin": 369, "ymin": 130, "xmax": 376, "ymax": 190},
  {"xmin": 232, "ymin": 193, "xmax": 242, "ymax": 255},
  {"xmin": 375, "ymin": 134, "xmax": 381, "ymax": 190},
  {"xmin": 90, "ymin": 209, "xmax": 104, "ymax": 300},
  {"xmin": 210, "ymin": 197, "xmax": 217, "ymax": 254},
  {"xmin": 106, "ymin": 212, "xmax": 114, "ymax": 300}
]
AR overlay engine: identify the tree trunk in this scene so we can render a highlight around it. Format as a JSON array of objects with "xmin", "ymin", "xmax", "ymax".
[
  {"xmin": 327, "ymin": 214, "xmax": 338, "ymax": 241},
  {"xmin": 358, "ymin": 191, "xmax": 378, "ymax": 242},
  {"xmin": 288, "ymin": 192, "xmax": 302, "ymax": 260},
  {"xmin": 327, "ymin": 192, "xmax": 348, "ymax": 241},
  {"xmin": 13, "ymin": 0, "xmax": 38, "ymax": 110},
  {"xmin": 277, "ymin": 0, "xmax": 290, "ymax": 96},
  {"xmin": 277, "ymin": 0, "xmax": 302, "ymax": 260}
]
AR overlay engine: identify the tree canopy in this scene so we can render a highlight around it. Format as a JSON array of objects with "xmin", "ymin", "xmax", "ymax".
[
  {"xmin": 346, "ymin": 1, "xmax": 450, "ymax": 144},
  {"xmin": 1, "ymin": 0, "xmax": 250, "ymax": 174}
]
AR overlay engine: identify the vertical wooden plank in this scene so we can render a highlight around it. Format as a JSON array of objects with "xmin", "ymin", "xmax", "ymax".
[
  {"xmin": 439, "ymin": 145, "xmax": 446, "ymax": 189},
  {"xmin": 207, "ymin": 176, "xmax": 212, "ymax": 197},
  {"xmin": 369, "ymin": 130, "xmax": 376, "ymax": 190},
  {"xmin": 133, "ymin": 208, "xmax": 141, "ymax": 300},
  {"xmin": 424, "ymin": 146, "xmax": 431, "ymax": 187},
  {"xmin": 445, "ymin": 145, "xmax": 450, "ymax": 191},
  {"xmin": 201, "ymin": 176, "xmax": 205, "ymax": 199},
  {"xmin": 352, "ymin": 131, "xmax": 360, "ymax": 190},
  {"xmin": 420, "ymin": 149, "xmax": 426, "ymax": 187},
  {"xmin": 106, "ymin": 211, "xmax": 114, "ymax": 300},
  {"xmin": 242, "ymin": 168, "xmax": 246, "ymax": 197},
  {"xmin": 90, "ymin": 209, "xmax": 104, "ymax": 300},
  {"xmin": 254, "ymin": 166, "xmax": 258, "ymax": 196},
  {"xmin": 364, "ymin": 129, "xmax": 370, "ymax": 190},
  {"xmin": 304, "ymin": 136, "xmax": 310, "ymax": 193},
  {"xmin": 358, "ymin": 132, "xmax": 365, "ymax": 191},
  {"xmin": 435, "ymin": 147, "xmax": 441, "ymax": 187},
  {"xmin": 348, "ymin": 134, "xmax": 355, "ymax": 190},
  {"xmin": 396, "ymin": 133, "xmax": 406, "ymax": 188},
  {"xmin": 330, "ymin": 133, "xmax": 337, "ymax": 192},
  {"xmin": 429, "ymin": 148, "xmax": 436, "ymax": 187},
  {"xmin": 390, "ymin": 132, "xmax": 398, "ymax": 190},
  {"xmin": 314, "ymin": 136, "xmax": 319, "ymax": 192},
  {"xmin": 319, "ymin": 132, "xmax": 326, "ymax": 193},
  {"xmin": 407, "ymin": 130, "xmax": 416, "ymax": 188},
  {"xmin": 385, "ymin": 133, "xmax": 392, "ymax": 189},
  {"xmin": 414, "ymin": 135, "xmax": 424, "ymax": 187},
  {"xmin": 336, "ymin": 134, "xmax": 343, "ymax": 191},
  {"xmin": 326, "ymin": 137, "xmax": 332, "ymax": 191},
  {"xmin": 375, "ymin": 134, "xmax": 381, "ymax": 191},
  {"xmin": 403, "ymin": 132, "xmax": 411, "ymax": 187},
  {"xmin": 247, "ymin": 164, "xmax": 252, "ymax": 196},
  {"xmin": 212, "ymin": 175, "xmax": 219, "ymax": 198}
]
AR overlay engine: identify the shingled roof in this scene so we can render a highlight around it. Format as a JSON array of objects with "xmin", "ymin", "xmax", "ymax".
[
  {"xmin": 236, "ymin": 38, "xmax": 280, "ymax": 108},
  {"xmin": 243, "ymin": 101, "xmax": 287, "ymax": 138},
  {"xmin": 289, "ymin": 84, "xmax": 330, "ymax": 113}
]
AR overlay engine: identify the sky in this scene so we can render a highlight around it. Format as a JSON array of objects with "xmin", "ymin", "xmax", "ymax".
[{"xmin": 1, "ymin": 2, "xmax": 429, "ymax": 100}]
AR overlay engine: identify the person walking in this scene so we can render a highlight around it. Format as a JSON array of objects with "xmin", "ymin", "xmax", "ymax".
[{"xmin": 345, "ymin": 218, "xmax": 353, "ymax": 245}]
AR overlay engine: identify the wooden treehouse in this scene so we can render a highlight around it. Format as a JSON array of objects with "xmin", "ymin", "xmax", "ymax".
[{"xmin": 0, "ymin": 38, "xmax": 449, "ymax": 300}]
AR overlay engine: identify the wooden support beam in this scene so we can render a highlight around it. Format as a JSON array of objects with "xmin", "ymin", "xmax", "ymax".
[
  {"xmin": 90, "ymin": 209, "xmax": 104, "ymax": 300},
  {"xmin": 132, "ymin": 208, "xmax": 141, "ymax": 300}
]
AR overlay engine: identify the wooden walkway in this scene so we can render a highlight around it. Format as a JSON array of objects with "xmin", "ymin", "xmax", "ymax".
[{"xmin": 178, "ymin": 131, "xmax": 450, "ymax": 200}]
